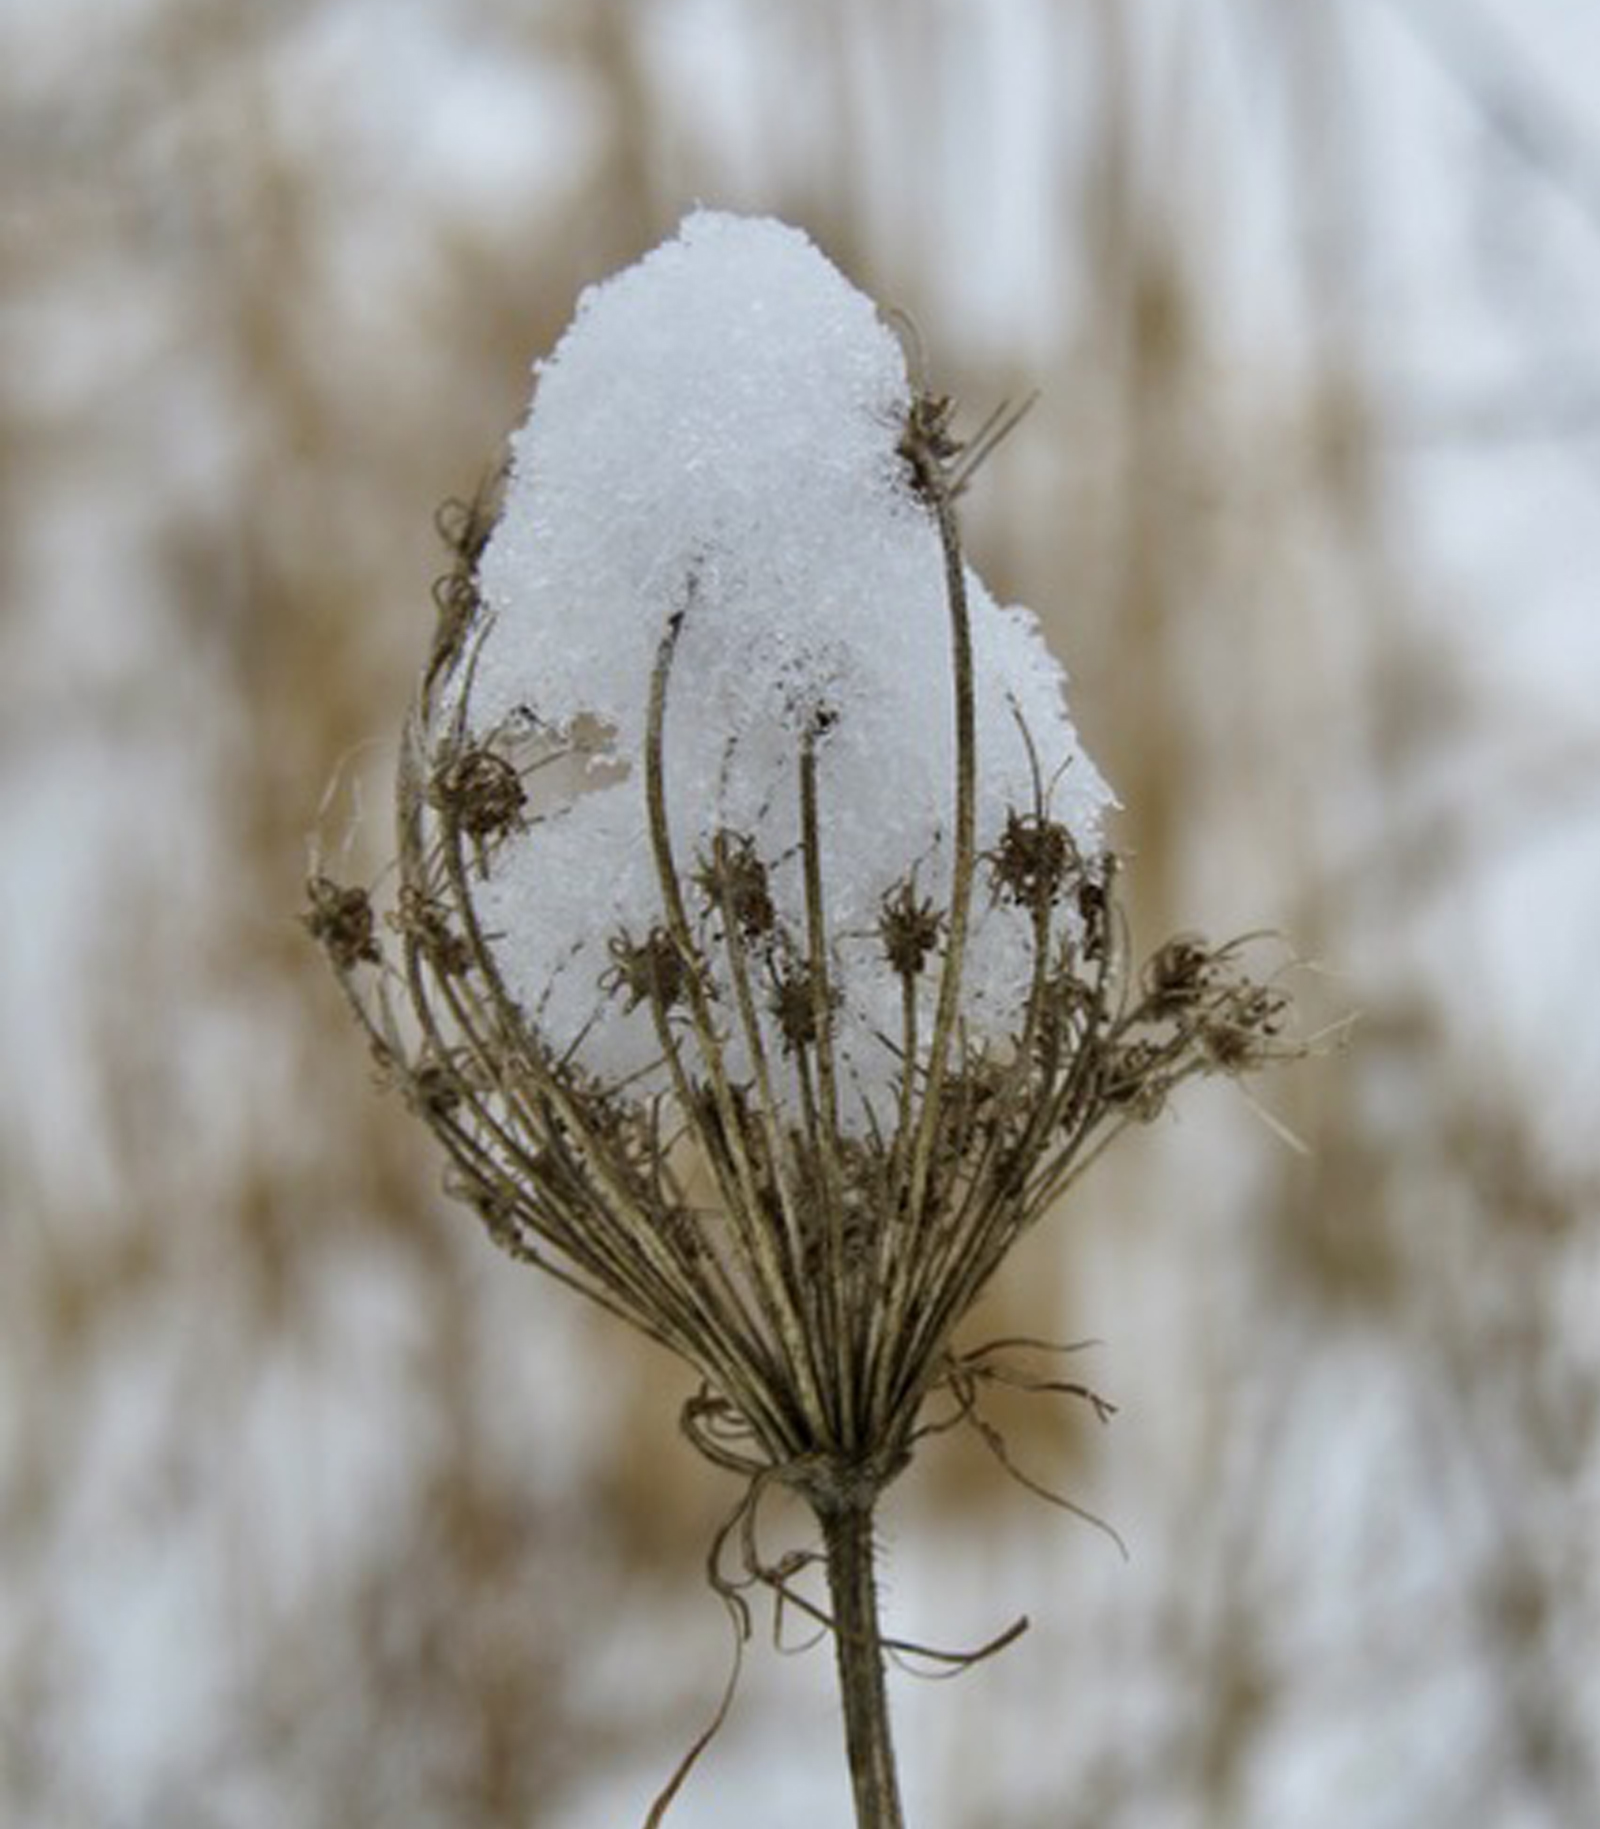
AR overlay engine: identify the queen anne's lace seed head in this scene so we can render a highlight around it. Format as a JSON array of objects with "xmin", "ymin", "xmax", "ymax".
[{"xmin": 308, "ymin": 207, "xmax": 1300, "ymax": 1576}]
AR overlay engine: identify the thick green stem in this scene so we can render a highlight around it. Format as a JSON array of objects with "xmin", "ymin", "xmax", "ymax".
[{"xmin": 820, "ymin": 1500, "xmax": 906, "ymax": 1829}]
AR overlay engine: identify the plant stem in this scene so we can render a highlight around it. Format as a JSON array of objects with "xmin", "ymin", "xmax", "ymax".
[{"xmin": 820, "ymin": 1499, "xmax": 906, "ymax": 1829}]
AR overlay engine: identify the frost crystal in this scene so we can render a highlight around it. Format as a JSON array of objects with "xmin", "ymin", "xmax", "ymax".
[{"xmin": 463, "ymin": 210, "xmax": 1112, "ymax": 1119}]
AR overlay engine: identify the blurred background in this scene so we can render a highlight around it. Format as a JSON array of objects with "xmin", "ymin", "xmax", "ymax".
[{"xmin": 3, "ymin": 1, "xmax": 1598, "ymax": 1824}]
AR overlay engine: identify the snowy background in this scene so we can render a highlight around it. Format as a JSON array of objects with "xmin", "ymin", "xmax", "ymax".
[{"xmin": 3, "ymin": 2, "xmax": 1598, "ymax": 1826}]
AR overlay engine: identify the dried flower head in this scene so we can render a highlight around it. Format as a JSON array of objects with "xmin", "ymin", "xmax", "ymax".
[{"xmin": 308, "ymin": 211, "xmax": 1302, "ymax": 1828}]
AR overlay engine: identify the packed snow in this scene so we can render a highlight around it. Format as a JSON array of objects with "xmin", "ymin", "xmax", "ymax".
[{"xmin": 467, "ymin": 210, "xmax": 1112, "ymax": 1116}]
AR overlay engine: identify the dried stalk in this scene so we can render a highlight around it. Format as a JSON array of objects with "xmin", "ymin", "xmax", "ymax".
[{"xmin": 821, "ymin": 1499, "xmax": 904, "ymax": 1829}]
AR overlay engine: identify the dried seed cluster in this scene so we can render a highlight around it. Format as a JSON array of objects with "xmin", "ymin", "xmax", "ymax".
[{"xmin": 307, "ymin": 389, "xmax": 1299, "ymax": 1524}]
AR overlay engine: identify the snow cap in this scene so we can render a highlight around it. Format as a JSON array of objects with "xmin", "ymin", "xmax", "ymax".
[{"xmin": 466, "ymin": 210, "xmax": 1112, "ymax": 1118}]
